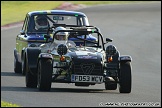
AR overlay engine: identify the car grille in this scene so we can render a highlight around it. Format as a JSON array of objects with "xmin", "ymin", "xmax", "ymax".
[{"xmin": 73, "ymin": 62, "xmax": 103, "ymax": 75}]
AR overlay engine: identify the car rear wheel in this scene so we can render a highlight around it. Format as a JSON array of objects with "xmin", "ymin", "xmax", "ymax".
[
  {"xmin": 37, "ymin": 59, "xmax": 52, "ymax": 91},
  {"xmin": 119, "ymin": 61, "xmax": 131, "ymax": 93}
]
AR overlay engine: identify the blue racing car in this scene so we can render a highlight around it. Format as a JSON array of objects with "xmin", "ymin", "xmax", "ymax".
[{"xmin": 14, "ymin": 10, "xmax": 97, "ymax": 74}]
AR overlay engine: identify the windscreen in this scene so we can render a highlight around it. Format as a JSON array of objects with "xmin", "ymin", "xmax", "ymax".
[{"xmin": 29, "ymin": 14, "xmax": 89, "ymax": 33}]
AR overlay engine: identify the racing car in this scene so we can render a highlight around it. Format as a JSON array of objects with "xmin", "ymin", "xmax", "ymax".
[
  {"xmin": 23, "ymin": 25, "xmax": 132, "ymax": 93},
  {"xmin": 14, "ymin": 10, "xmax": 97, "ymax": 74}
]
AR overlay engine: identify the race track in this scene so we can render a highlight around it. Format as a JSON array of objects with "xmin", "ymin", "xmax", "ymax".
[{"xmin": 1, "ymin": 2, "xmax": 161, "ymax": 107}]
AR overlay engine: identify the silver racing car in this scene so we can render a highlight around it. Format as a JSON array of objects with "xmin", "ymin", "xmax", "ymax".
[{"xmin": 24, "ymin": 25, "xmax": 132, "ymax": 93}]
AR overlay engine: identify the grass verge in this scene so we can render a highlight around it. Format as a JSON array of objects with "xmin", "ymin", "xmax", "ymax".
[
  {"xmin": 1, "ymin": 1, "xmax": 63, "ymax": 26},
  {"xmin": 1, "ymin": 101, "xmax": 20, "ymax": 107},
  {"xmin": 1, "ymin": 1, "xmax": 149, "ymax": 26}
]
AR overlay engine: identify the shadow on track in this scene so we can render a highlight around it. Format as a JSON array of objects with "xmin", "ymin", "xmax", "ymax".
[
  {"xmin": 50, "ymin": 87, "xmax": 119, "ymax": 94},
  {"xmin": 1, "ymin": 72, "xmax": 24, "ymax": 77},
  {"xmin": 1, "ymin": 86, "xmax": 119, "ymax": 94},
  {"xmin": 1, "ymin": 72, "xmax": 119, "ymax": 94}
]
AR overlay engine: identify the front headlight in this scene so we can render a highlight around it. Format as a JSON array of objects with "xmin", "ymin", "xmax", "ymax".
[
  {"xmin": 57, "ymin": 44, "xmax": 68, "ymax": 55},
  {"xmin": 106, "ymin": 45, "xmax": 117, "ymax": 56}
]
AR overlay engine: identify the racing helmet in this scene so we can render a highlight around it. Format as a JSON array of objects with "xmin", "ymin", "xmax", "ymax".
[
  {"xmin": 35, "ymin": 15, "xmax": 48, "ymax": 30},
  {"xmin": 54, "ymin": 26, "xmax": 69, "ymax": 41}
]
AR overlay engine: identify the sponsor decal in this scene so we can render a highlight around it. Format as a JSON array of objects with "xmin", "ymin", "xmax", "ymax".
[
  {"xmin": 77, "ymin": 55, "xmax": 97, "ymax": 59},
  {"xmin": 41, "ymin": 54, "xmax": 51, "ymax": 58}
]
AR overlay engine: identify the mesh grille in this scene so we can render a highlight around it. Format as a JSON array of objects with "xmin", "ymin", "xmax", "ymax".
[{"xmin": 74, "ymin": 62, "xmax": 103, "ymax": 75}]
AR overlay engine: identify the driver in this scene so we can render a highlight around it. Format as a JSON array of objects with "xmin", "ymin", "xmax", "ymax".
[
  {"xmin": 54, "ymin": 26, "xmax": 68, "ymax": 40},
  {"xmin": 35, "ymin": 15, "xmax": 49, "ymax": 30},
  {"xmin": 52, "ymin": 26, "xmax": 76, "ymax": 48}
]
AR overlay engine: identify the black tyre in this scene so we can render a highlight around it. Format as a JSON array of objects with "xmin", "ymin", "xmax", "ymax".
[
  {"xmin": 14, "ymin": 57, "xmax": 22, "ymax": 73},
  {"xmin": 119, "ymin": 61, "xmax": 131, "ymax": 93},
  {"xmin": 22, "ymin": 55, "xmax": 26, "ymax": 75},
  {"xmin": 37, "ymin": 59, "xmax": 52, "ymax": 91},
  {"xmin": 105, "ymin": 83, "xmax": 117, "ymax": 90},
  {"xmin": 25, "ymin": 58, "xmax": 37, "ymax": 88}
]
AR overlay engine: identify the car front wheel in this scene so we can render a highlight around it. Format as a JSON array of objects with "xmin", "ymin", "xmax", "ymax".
[
  {"xmin": 119, "ymin": 61, "xmax": 131, "ymax": 93},
  {"xmin": 37, "ymin": 59, "xmax": 52, "ymax": 91}
]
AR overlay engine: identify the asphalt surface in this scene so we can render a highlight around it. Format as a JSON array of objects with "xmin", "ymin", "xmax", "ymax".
[{"xmin": 1, "ymin": 2, "xmax": 161, "ymax": 107}]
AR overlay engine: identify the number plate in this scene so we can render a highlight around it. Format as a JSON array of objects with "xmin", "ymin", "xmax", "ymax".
[{"xmin": 71, "ymin": 74, "xmax": 103, "ymax": 83}]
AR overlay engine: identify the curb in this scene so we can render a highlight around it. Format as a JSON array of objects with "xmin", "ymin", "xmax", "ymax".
[
  {"xmin": 1, "ymin": 2, "xmax": 86, "ymax": 30},
  {"xmin": 55, "ymin": 2, "xmax": 86, "ymax": 10}
]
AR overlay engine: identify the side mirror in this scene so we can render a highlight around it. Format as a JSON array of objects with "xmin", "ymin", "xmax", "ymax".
[
  {"xmin": 106, "ymin": 38, "xmax": 113, "ymax": 43},
  {"xmin": 44, "ymin": 34, "xmax": 51, "ymax": 43},
  {"xmin": 44, "ymin": 34, "xmax": 51, "ymax": 39},
  {"xmin": 20, "ymin": 30, "xmax": 25, "ymax": 35}
]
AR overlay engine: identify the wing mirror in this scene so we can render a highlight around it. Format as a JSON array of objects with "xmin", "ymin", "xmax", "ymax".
[
  {"xmin": 20, "ymin": 30, "xmax": 25, "ymax": 35},
  {"xmin": 106, "ymin": 38, "xmax": 113, "ymax": 43},
  {"xmin": 104, "ymin": 38, "xmax": 113, "ymax": 45},
  {"xmin": 44, "ymin": 34, "xmax": 51, "ymax": 43},
  {"xmin": 44, "ymin": 34, "xmax": 51, "ymax": 39}
]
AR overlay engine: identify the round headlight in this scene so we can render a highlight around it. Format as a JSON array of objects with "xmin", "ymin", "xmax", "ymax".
[
  {"xmin": 57, "ymin": 44, "xmax": 68, "ymax": 55},
  {"xmin": 106, "ymin": 45, "xmax": 117, "ymax": 55}
]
